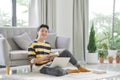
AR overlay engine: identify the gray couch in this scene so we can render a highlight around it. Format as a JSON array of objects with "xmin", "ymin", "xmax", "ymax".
[{"xmin": 0, "ymin": 27, "xmax": 70, "ymax": 74}]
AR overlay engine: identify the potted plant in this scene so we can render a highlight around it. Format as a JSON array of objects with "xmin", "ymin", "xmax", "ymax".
[
  {"xmin": 96, "ymin": 31, "xmax": 109, "ymax": 59},
  {"xmin": 108, "ymin": 45, "xmax": 117, "ymax": 59},
  {"xmin": 86, "ymin": 23, "xmax": 98, "ymax": 64},
  {"xmin": 97, "ymin": 42, "xmax": 108, "ymax": 58},
  {"xmin": 98, "ymin": 50, "xmax": 105, "ymax": 63},
  {"xmin": 107, "ymin": 54, "xmax": 114, "ymax": 63},
  {"xmin": 116, "ymin": 51, "xmax": 120, "ymax": 63},
  {"xmin": 108, "ymin": 34, "xmax": 118, "ymax": 59}
]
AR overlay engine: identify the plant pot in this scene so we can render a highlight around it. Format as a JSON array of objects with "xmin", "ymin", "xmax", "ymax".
[
  {"xmin": 99, "ymin": 57, "xmax": 104, "ymax": 63},
  {"xmin": 108, "ymin": 58, "xmax": 113, "ymax": 63},
  {"xmin": 119, "ymin": 57, "xmax": 120, "ymax": 63},
  {"xmin": 116, "ymin": 57, "xmax": 120, "ymax": 63},
  {"xmin": 86, "ymin": 53, "xmax": 98, "ymax": 64}
]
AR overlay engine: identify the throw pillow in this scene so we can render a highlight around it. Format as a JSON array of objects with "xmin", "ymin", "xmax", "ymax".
[
  {"xmin": 13, "ymin": 32, "xmax": 32, "ymax": 50},
  {"xmin": 46, "ymin": 33, "xmax": 57, "ymax": 49}
]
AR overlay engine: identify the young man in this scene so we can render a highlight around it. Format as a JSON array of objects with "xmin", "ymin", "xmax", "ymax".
[{"xmin": 28, "ymin": 24, "xmax": 90, "ymax": 76}]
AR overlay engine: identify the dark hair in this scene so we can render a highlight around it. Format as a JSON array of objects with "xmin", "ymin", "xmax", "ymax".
[
  {"xmin": 37, "ymin": 24, "xmax": 49, "ymax": 32},
  {"xmin": 36, "ymin": 24, "xmax": 49, "ymax": 38}
]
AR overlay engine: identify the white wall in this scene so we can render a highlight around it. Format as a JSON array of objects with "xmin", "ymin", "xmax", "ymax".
[{"xmin": 56, "ymin": 0, "xmax": 73, "ymax": 52}]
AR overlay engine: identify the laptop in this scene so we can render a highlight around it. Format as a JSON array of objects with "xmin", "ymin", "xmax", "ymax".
[{"xmin": 49, "ymin": 57, "xmax": 70, "ymax": 68}]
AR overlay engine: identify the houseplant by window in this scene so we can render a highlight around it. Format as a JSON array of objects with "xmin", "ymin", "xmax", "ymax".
[
  {"xmin": 108, "ymin": 38, "xmax": 118, "ymax": 59},
  {"xmin": 98, "ymin": 50, "xmax": 105, "ymax": 63},
  {"xmin": 86, "ymin": 23, "xmax": 98, "ymax": 63},
  {"xmin": 107, "ymin": 54, "xmax": 114, "ymax": 63},
  {"xmin": 107, "ymin": 32, "xmax": 120, "ymax": 57},
  {"xmin": 116, "ymin": 51, "xmax": 120, "ymax": 63},
  {"xmin": 96, "ymin": 31, "xmax": 109, "ymax": 58}
]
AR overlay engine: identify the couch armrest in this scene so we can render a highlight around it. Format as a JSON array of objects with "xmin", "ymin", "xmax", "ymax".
[
  {"xmin": 0, "ymin": 38, "xmax": 10, "ymax": 65},
  {"xmin": 56, "ymin": 36, "xmax": 70, "ymax": 49}
]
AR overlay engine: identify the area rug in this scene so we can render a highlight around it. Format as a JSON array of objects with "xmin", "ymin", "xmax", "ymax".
[
  {"xmin": 0, "ymin": 66, "xmax": 120, "ymax": 80},
  {"xmin": 3, "ymin": 71, "xmax": 120, "ymax": 80}
]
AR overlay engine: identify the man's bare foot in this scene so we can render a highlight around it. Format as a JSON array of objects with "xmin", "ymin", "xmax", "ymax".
[
  {"xmin": 67, "ymin": 69, "xmax": 80, "ymax": 73},
  {"xmin": 78, "ymin": 66, "xmax": 91, "ymax": 72}
]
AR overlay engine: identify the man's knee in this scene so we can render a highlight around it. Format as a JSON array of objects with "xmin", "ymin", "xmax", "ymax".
[
  {"xmin": 63, "ymin": 49, "xmax": 69, "ymax": 53},
  {"xmin": 61, "ymin": 49, "xmax": 70, "ymax": 54}
]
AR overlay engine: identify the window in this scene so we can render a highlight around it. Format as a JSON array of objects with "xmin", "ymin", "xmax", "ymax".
[
  {"xmin": 114, "ymin": 0, "xmax": 120, "ymax": 36},
  {"xmin": 113, "ymin": 0, "xmax": 120, "ymax": 49},
  {"xmin": 89, "ymin": 0, "xmax": 120, "ymax": 49},
  {"xmin": 0, "ymin": 0, "xmax": 12, "ymax": 27},
  {"xmin": 16, "ymin": 0, "xmax": 29, "ymax": 27},
  {"xmin": 0, "ymin": 0, "xmax": 29, "ymax": 27}
]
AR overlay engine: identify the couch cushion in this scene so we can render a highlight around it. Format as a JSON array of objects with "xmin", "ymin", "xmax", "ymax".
[
  {"xmin": 10, "ymin": 50, "xmax": 28, "ymax": 60},
  {"xmin": 46, "ymin": 33, "xmax": 57, "ymax": 49},
  {"xmin": 10, "ymin": 49, "xmax": 64, "ymax": 60},
  {"xmin": 13, "ymin": 32, "xmax": 32, "ymax": 50}
]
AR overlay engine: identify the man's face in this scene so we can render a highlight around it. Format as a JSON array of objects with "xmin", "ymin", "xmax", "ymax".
[{"xmin": 37, "ymin": 27, "xmax": 48, "ymax": 39}]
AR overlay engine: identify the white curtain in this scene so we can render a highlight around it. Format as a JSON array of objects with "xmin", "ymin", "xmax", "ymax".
[
  {"xmin": 29, "ymin": 0, "xmax": 56, "ymax": 32},
  {"xmin": 73, "ymin": 0, "xmax": 89, "ymax": 60}
]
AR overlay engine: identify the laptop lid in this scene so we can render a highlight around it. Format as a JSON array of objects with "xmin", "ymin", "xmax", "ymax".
[{"xmin": 49, "ymin": 57, "xmax": 70, "ymax": 68}]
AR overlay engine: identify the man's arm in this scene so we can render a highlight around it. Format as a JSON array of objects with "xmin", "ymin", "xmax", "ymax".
[{"xmin": 32, "ymin": 55, "xmax": 51, "ymax": 64}]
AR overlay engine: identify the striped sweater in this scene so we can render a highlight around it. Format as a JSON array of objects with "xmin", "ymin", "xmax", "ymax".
[{"xmin": 28, "ymin": 40, "xmax": 51, "ymax": 66}]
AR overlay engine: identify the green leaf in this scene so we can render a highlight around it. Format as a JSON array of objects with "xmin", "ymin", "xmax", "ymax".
[{"xmin": 87, "ymin": 22, "xmax": 97, "ymax": 53}]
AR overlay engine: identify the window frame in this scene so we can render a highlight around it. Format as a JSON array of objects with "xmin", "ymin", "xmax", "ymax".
[{"xmin": 12, "ymin": 0, "xmax": 16, "ymax": 27}]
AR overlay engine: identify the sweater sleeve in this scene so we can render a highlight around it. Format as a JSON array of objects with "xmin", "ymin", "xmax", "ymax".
[{"xmin": 28, "ymin": 43, "xmax": 36, "ymax": 62}]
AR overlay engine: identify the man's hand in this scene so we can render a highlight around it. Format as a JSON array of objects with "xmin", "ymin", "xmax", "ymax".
[
  {"xmin": 49, "ymin": 54, "xmax": 58, "ymax": 61},
  {"xmin": 43, "ymin": 55, "xmax": 51, "ymax": 60},
  {"xmin": 33, "ymin": 55, "xmax": 50, "ymax": 63}
]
